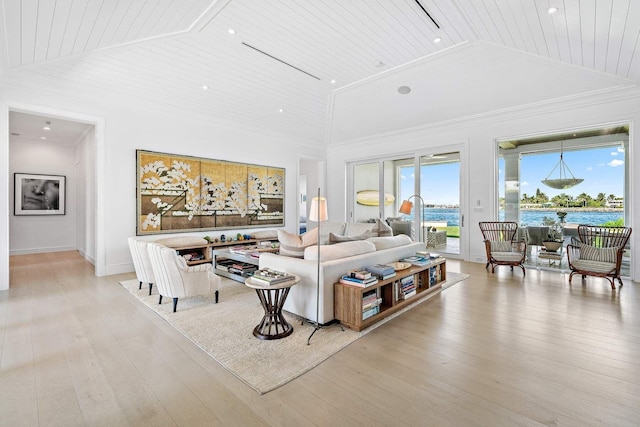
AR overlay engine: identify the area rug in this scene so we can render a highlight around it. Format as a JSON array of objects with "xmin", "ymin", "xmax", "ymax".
[{"xmin": 120, "ymin": 271, "xmax": 469, "ymax": 394}]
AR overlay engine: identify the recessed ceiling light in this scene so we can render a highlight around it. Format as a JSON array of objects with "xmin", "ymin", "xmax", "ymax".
[
  {"xmin": 330, "ymin": 79, "xmax": 336, "ymax": 84},
  {"xmin": 40, "ymin": 136, "xmax": 47, "ymax": 140},
  {"xmin": 433, "ymin": 37, "xmax": 442, "ymax": 43},
  {"xmin": 43, "ymin": 120, "xmax": 51, "ymax": 130},
  {"xmin": 278, "ymin": 108, "xmax": 284, "ymax": 113},
  {"xmin": 398, "ymin": 86, "xmax": 411, "ymax": 95},
  {"xmin": 202, "ymin": 85, "xmax": 209, "ymax": 90},
  {"xmin": 228, "ymin": 29, "xmax": 236, "ymax": 34},
  {"xmin": 548, "ymin": 7, "xmax": 558, "ymax": 14}
]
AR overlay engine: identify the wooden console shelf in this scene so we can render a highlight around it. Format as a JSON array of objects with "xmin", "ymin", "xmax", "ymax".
[
  {"xmin": 334, "ymin": 258, "xmax": 446, "ymax": 331},
  {"xmin": 172, "ymin": 238, "xmax": 272, "ymax": 267}
]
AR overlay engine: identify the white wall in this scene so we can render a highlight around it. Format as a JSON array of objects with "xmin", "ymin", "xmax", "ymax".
[
  {"xmin": 1, "ymin": 92, "xmax": 323, "ymax": 287},
  {"xmin": 76, "ymin": 128, "xmax": 95, "ymax": 263},
  {"xmin": 327, "ymin": 88, "xmax": 640, "ymax": 281},
  {"xmin": 9, "ymin": 139, "xmax": 77, "ymax": 254}
]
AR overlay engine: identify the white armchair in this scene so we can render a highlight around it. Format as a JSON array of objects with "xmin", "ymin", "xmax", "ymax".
[
  {"xmin": 147, "ymin": 243, "xmax": 220, "ymax": 312},
  {"xmin": 128, "ymin": 237, "xmax": 155, "ymax": 295}
]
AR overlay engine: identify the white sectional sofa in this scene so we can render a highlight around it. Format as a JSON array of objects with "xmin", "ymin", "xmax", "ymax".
[{"xmin": 259, "ymin": 225, "xmax": 423, "ymax": 324}]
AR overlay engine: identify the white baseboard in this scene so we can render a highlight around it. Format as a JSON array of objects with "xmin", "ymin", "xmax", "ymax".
[
  {"xmin": 10, "ymin": 245, "xmax": 77, "ymax": 256},
  {"xmin": 104, "ymin": 262, "xmax": 135, "ymax": 276}
]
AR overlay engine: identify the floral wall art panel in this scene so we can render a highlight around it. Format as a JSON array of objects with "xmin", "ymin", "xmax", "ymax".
[{"xmin": 136, "ymin": 150, "xmax": 285, "ymax": 235}]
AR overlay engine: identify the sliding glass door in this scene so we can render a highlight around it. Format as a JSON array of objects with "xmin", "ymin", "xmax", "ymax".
[{"xmin": 349, "ymin": 149, "xmax": 465, "ymax": 258}]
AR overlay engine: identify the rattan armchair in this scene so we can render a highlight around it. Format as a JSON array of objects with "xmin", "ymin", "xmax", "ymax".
[
  {"xmin": 567, "ymin": 225, "xmax": 632, "ymax": 290},
  {"xmin": 479, "ymin": 221, "xmax": 527, "ymax": 276}
]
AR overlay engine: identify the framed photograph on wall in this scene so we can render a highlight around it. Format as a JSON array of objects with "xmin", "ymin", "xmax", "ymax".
[{"xmin": 14, "ymin": 173, "xmax": 66, "ymax": 215}]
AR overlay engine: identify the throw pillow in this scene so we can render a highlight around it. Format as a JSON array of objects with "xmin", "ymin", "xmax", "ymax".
[
  {"xmin": 579, "ymin": 244, "xmax": 618, "ymax": 263},
  {"xmin": 328, "ymin": 231, "xmax": 373, "ymax": 244},
  {"xmin": 490, "ymin": 240, "xmax": 512, "ymax": 252},
  {"xmin": 376, "ymin": 218, "xmax": 393, "ymax": 237},
  {"xmin": 277, "ymin": 227, "xmax": 318, "ymax": 257}
]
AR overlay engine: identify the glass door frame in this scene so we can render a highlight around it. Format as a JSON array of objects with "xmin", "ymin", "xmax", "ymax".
[{"xmin": 347, "ymin": 143, "xmax": 468, "ymax": 260}]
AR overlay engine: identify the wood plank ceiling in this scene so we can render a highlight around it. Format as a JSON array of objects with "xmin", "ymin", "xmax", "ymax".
[{"xmin": 2, "ymin": 0, "xmax": 640, "ymax": 145}]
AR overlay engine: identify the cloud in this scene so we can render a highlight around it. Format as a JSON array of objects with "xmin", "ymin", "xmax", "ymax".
[
  {"xmin": 521, "ymin": 181, "xmax": 529, "ymax": 186},
  {"xmin": 586, "ymin": 166, "xmax": 593, "ymax": 171},
  {"xmin": 608, "ymin": 159, "xmax": 624, "ymax": 167},
  {"xmin": 611, "ymin": 151, "xmax": 618, "ymax": 156},
  {"xmin": 618, "ymin": 147, "xmax": 625, "ymax": 153}
]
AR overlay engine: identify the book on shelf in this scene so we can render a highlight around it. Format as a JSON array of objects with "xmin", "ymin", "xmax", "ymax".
[
  {"xmin": 339, "ymin": 275, "xmax": 378, "ymax": 287},
  {"xmin": 400, "ymin": 289, "xmax": 416, "ymax": 299},
  {"xmin": 365, "ymin": 264, "xmax": 395, "ymax": 277},
  {"xmin": 362, "ymin": 305, "xmax": 380, "ymax": 320},
  {"xmin": 362, "ymin": 292, "xmax": 378, "ymax": 304},
  {"xmin": 362, "ymin": 298, "xmax": 382, "ymax": 311},
  {"xmin": 347, "ymin": 269, "xmax": 372, "ymax": 280},
  {"xmin": 401, "ymin": 255, "xmax": 429, "ymax": 266}
]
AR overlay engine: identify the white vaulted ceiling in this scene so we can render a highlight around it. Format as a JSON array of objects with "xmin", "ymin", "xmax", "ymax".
[{"xmin": 2, "ymin": 0, "xmax": 639, "ymax": 145}]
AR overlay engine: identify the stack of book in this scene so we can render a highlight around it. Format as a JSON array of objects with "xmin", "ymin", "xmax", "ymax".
[
  {"xmin": 401, "ymin": 255, "xmax": 429, "ymax": 267},
  {"xmin": 398, "ymin": 275, "xmax": 416, "ymax": 300},
  {"xmin": 339, "ymin": 270, "xmax": 378, "ymax": 287},
  {"xmin": 251, "ymin": 268, "xmax": 295, "ymax": 285},
  {"xmin": 365, "ymin": 264, "xmax": 396, "ymax": 280},
  {"xmin": 362, "ymin": 289, "xmax": 382, "ymax": 320},
  {"xmin": 228, "ymin": 262, "xmax": 257, "ymax": 277}
]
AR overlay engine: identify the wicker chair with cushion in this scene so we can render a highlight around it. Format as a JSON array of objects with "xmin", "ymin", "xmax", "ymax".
[
  {"xmin": 479, "ymin": 221, "xmax": 527, "ymax": 276},
  {"xmin": 147, "ymin": 243, "xmax": 221, "ymax": 312},
  {"xmin": 567, "ymin": 225, "xmax": 632, "ymax": 290}
]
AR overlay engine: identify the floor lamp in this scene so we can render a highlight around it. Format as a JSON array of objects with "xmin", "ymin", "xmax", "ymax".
[
  {"xmin": 307, "ymin": 188, "xmax": 327, "ymax": 345},
  {"xmin": 399, "ymin": 194, "xmax": 426, "ymax": 244}
]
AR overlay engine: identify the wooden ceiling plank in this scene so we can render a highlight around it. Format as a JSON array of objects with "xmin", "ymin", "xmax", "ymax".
[
  {"xmin": 4, "ymin": 0, "xmax": 23, "ymax": 67},
  {"xmin": 579, "ymin": 0, "xmax": 596, "ymax": 70},
  {"xmin": 506, "ymin": 1, "xmax": 539, "ymax": 54},
  {"xmin": 605, "ymin": 0, "xmax": 632, "ymax": 76},
  {"xmin": 33, "ymin": 0, "xmax": 57, "ymax": 63},
  {"xmin": 592, "ymin": 0, "xmax": 614, "ymax": 73},
  {"xmin": 83, "ymin": 0, "xmax": 119, "ymax": 52},
  {"xmin": 46, "ymin": 0, "xmax": 74, "ymax": 61},
  {"xmin": 562, "ymin": 0, "xmax": 584, "ymax": 68},
  {"xmin": 549, "ymin": 2, "xmax": 573, "ymax": 64},
  {"xmin": 618, "ymin": 1, "xmax": 640, "ymax": 79},
  {"xmin": 57, "ymin": 0, "xmax": 89, "ymax": 57},
  {"xmin": 20, "ymin": 0, "xmax": 39, "ymax": 65},
  {"xmin": 532, "ymin": 0, "xmax": 560, "ymax": 61}
]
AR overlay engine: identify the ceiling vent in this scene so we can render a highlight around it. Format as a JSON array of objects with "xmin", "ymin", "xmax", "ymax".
[
  {"xmin": 414, "ymin": 0, "xmax": 440, "ymax": 29},
  {"xmin": 242, "ymin": 42, "xmax": 320, "ymax": 80}
]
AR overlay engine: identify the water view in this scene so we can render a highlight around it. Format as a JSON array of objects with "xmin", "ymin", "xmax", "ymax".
[{"xmin": 415, "ymin": 208, "xmax": 623, "ymax": 227}]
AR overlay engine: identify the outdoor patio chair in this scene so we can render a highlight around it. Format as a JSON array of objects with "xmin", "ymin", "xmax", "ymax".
[
  {"xmin": 479, "ymin": 221, "xmax": 527, "ymax": 276},
  {"xmin": 567, "ymin": 225, "xmax": 632, "ymax": 290}
]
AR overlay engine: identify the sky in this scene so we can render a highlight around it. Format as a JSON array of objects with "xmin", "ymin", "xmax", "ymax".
[
  {"xmin": 398, "ymin": 145, "xmax": 625, "ymax": 206},
  {"xmin": 501, "ymin": 145, "xmax": 625, "ymax": 200}
]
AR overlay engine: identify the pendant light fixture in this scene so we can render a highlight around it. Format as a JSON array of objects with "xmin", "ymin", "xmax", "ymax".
[{"xmin": 541, "ymin": 141, "xmax": 584, "ymax": 189}]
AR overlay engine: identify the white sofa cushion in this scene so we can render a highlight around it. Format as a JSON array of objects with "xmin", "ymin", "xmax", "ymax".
[
  {"xmin": 278, "ymin": 228, "xmax": 318, "ymax": 257},
  {"xmin": 304, "ymin": 240, "xmax": 376, "ymax": 261},
  {"xmin": 366, "ymin": 234, "xmax": 413, "ymax": 251},
  {"xmin": 154, "ymin": 236, "xmax": 208, "ymax": 248}
]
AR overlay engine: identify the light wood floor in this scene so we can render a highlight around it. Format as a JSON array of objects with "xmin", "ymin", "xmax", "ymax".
[{"xmin": 2, "ymin": 252, "xmax": 640, "ymax": 426}]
